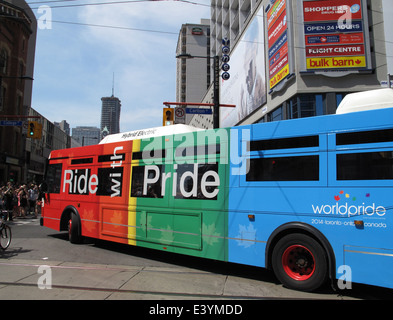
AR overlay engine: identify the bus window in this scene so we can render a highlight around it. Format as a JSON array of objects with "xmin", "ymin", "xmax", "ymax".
[
  {"xmin": 96, "ymin": 167, "xmax": 124, "ymax": 197},
  {"xmin": 130, "ymin": 165, "xmax": 164, "ymax": 198},
  {"xmin": 174, "ymin": 163, "xmax": 219, "ymax": 200},
  {"xmin": 336, "ymin": 128, "xmax": 393, "ymax": 146},
  {"xmin": 246, "ymin": 156, "xmax": 319, "ymax": 181},
  {"xmin": 71, "ymin": 158, "xmax": 93, "ymax": 165},
  {"xmin": 337, "ymin": 151, "xmax": 393, "ymax": 180},
  {"xmin": 46, "ymin": 163, "xmax": 62, "ymax": 194},
  {"xmin": 250, "ymin": 135, "xmax": 319, "ymax": 151}
]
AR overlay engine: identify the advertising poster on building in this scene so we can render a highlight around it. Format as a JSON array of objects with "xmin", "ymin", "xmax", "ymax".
[
  {"xmin": 382, "ymin": 0, "xmax": 393, "ymax": 76},
  {"xmin": 302, "ymin": 0, "xmax": 370, "ymax": 72},
  {"xmin": 220, "ymin": 5, "xmax": 266, "ymax": 128},
  {"xmin": 268, "ymin": 0, "xmax": 291, "ymax": 90}
]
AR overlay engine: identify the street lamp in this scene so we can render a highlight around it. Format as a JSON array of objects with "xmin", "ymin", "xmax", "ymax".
[{"xmin": 176, "ymin": 53, "xmax": 220, "ymax": 129}]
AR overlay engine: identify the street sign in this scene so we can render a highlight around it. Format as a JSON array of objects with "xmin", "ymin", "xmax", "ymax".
[
  {"xmin": 186, "ymin": 108, "xmax": 212, "ymax": 115},
  {"xmin": 175, "ymin": 106, "xmax": 186, "ymax": 124},
  {"xmin": 0, "ymin": 120, "xmax": 23, "ymax": 126}
]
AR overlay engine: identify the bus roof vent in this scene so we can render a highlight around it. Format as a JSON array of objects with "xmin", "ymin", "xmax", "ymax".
[
  {"xmin": 336, "ymin": 88, "xmax": 393, "ymax": 114},
  {"xmin": 99, "ymin": 124, "xmax": 204, "ymax": 144}
]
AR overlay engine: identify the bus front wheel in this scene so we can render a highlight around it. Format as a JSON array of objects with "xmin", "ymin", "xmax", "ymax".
[
  {"xmin": 272, "ymin": 233, "xmax": 328, "ymax": 292},
  {"xmin": 68, "ymin": 213, "xmax": 83, "ymax": 244}
]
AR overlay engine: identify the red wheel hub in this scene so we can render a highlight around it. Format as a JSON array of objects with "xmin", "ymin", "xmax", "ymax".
[{"xmin": 282, "ymin": 245, "xmax": 315, "ymax": 281}]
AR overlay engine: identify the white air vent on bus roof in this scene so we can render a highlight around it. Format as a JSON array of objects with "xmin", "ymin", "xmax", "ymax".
[
  {"xmin": 336, "ymin": 88, "xmax": 393, "ymax": 114},
  {"xmin": 99, "ymin": 124, "xmax": 204, "ymax": 144}
]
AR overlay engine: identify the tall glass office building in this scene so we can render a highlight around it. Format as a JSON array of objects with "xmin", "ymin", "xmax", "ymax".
[{"xmin": 100, "ymin": 95, "xmax": 121, "ymax": 140}]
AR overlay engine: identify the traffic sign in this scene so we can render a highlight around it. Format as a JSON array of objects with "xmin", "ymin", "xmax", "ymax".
[
  {"xmin": 175, "ymin": 106, "xmax": 186, "ymax": 124},
  {"xmin": 186, "ymin": 108, "xmax": 212, "ymax": 115}
]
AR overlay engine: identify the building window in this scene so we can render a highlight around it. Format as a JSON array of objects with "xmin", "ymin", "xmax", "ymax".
[
  {"xmin": 0, "ymin": 49, "xmax": 7, "ymax": 74},
  {"xmin": 269, "ymin": 106, "xmax": 283, "ymax": 122},
  {"xmin": 287, "ymin": 94, "xmax": 324, "ymax": 119},
  {"xmin": 336, "ymin": 93, "xmax": 350, "ymax": 109}
]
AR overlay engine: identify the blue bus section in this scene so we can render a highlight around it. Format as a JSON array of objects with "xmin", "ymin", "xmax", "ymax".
[{"xmin": 228, "ymin": 107, "xmax": 393, "ymax": 290}]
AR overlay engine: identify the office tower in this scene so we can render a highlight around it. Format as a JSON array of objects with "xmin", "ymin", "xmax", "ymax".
[
  {"xmin": 100, "ymin": 95, "xmax": 121, "ymax": 139},
  {"xmin": 176, "ymin": 19, "xmax": 211, "ymax": 104}
]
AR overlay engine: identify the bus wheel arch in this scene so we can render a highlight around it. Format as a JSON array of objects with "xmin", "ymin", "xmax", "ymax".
[
  {"xmin": 60, "ymin": 206, "xmax": 83, "ymax": 244},
  {"xmin": 266, "ymin": 222, "xmax": 336, "ymax": 292}
]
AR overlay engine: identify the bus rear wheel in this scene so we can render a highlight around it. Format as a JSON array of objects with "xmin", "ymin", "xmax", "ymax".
[
  {"xmin": 68, "ymin": 213, "xmax": 83, "ymax": 244},
  {"xmin": 272, "ymin": 233, "xmax": 328, "ymax": 292}
]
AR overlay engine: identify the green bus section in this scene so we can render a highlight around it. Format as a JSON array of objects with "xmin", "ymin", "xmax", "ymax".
[{"xmin": 129, "ymin": 129, "xmax": 230, "ymax": 262}]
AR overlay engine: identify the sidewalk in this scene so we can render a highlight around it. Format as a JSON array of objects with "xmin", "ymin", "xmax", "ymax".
[{"xmin": 0, "ymin": 258, "xmax": 347, "ymax": 300}]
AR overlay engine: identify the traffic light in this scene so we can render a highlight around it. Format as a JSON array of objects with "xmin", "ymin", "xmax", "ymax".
[
  {"xmin": 27, "ymin": 121, "xmax": 42, "ymax": 139},
  {"xmin": 163, "ymin": 108, "xmax": 174, "ymax": 126},
  {"xmin": 28, "ymin": 121, "xmax": 35, "ymax": 137}
]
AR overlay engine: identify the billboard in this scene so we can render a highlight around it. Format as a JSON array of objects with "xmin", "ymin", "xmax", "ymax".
[
  {"xmin": 303, "ymin": 0, "xmax": 362, "ymax": 22},
  {"xmin": 382, "ymin": 0, "xmax": 393, "ymax": 75},
  {"xmin": 268, "ymin": 0, "xmax": 293, "ymax": 90},
  {"xmin": 220, "ymin": 5, "xmax": 266, "ymax": 128},
  {"xmin": 302, "ymin": 0, "xmax": 371, "ymax": 73}
]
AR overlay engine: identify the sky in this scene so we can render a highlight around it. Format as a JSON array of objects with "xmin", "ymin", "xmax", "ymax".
[{"xmin": 27, "ymin": 0, "xmax": 210, "ymax": 134}]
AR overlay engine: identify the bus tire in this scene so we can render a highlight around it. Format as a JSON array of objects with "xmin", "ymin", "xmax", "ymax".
[
  {"xmin": 272, "ymin": 233, "xmax": 328, "ymax": 292},
  {"xmin": 68, "ymin": 213, "xmax": 83, "ymax": 244}
]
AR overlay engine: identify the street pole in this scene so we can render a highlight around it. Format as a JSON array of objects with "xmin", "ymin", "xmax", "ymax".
[
  {"xmin": 213, "ymin": 55, "xmax": 220, "ymax": 129},
  {"xmin": 176, "ymin": 53, "xmax": 221, "ymax": 129}
]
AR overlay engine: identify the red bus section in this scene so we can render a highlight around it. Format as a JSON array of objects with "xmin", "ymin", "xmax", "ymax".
[{"xmin": 43, "ymin": 140, "xmax": 133, "ymax": 244}]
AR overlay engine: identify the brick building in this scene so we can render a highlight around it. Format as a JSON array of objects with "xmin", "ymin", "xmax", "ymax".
[{"xmin": 0, "ymin": 0, "xmax": 36, "ymax": 183}]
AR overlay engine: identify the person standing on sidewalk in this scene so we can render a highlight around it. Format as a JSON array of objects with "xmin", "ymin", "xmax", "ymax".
[
  {"xmin": 3, "ymin": 182, "xmax": 14, "ymax": 221},
  {"xmin": 28, "ymin": 184, "xmax": 39, "ymax": 218},
  {"xmin": 17, "ymin": 185, "xmax": 28, "ymax": 218}
]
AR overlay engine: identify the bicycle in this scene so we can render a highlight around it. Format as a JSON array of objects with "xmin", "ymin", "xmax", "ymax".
[{"xmin": 0, "ymin": 217, "xmax": 11, "ymax": 250}]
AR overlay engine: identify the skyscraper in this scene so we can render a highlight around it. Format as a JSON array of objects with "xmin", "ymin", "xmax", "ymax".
[
  {"xmin": 176, "ymin": 19, "xmax": 211, "ymax": 104},
  {"xmin": 100, "ymin": 95, "xmax": 121, "ymax": 139}
]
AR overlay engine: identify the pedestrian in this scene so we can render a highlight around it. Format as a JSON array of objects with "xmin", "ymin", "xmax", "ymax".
[
  {"xmin": 3, "ymin": 182, "xmax": 14, "ymax": 221},
  {"xmin": 28, "ymin": 184, "xmax": 39, "ymax": 218},
  {"xmin": 18, "ymin": 184, "xmax": 28, "ymax": 218},
  {"xmin": 0, "ymin": 186, "xmax": 5, "ymax": 219}
]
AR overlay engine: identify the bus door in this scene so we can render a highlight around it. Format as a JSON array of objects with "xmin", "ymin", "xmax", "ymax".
[
  {"xmin": 169, "ymin": 130, "xmax": 229, "ymax": 259},
  {"xmin": 96, "ymin": 142, "xmax": 132, "ymax": 243},
  {"xmin": 128, "ymin": 136, "xmax": 170, "ymax": 245}
]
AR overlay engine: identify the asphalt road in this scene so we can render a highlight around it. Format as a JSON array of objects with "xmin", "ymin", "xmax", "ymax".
[{"xmin": 0, "ymin": 215, "xmax": 392, "ymax": 302}]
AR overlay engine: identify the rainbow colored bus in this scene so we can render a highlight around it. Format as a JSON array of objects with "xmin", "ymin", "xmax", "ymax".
[{"xmin": 42, "ymin": 99, "xmax": 393, "ymax": 292}]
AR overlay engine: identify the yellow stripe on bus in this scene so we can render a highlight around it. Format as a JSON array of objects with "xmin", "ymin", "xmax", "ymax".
[{"xmin": 128, "ymin": 139, "xmax": 140, "ymax": 245}]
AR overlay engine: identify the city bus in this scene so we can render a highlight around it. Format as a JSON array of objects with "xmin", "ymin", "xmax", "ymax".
[{"xmin": 41, "ymin": 91, "xmax": 393, "ymax": 292}]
